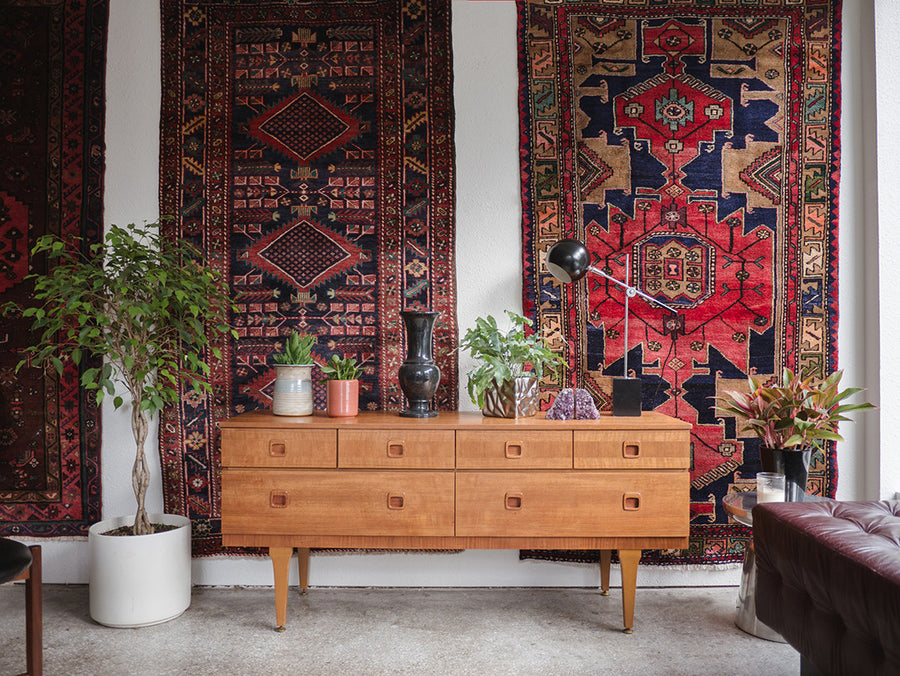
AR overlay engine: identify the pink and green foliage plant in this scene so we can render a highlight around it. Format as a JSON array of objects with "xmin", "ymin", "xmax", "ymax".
[{"xmin": 716, "ymin": 367, "xmax": 874, "ymax": 451}]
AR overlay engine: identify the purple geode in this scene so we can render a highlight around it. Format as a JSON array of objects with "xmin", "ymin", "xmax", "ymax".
[
  {"xmin": 573, "ymin": 387, "xmax": 601, "ymax": 419},
  {"xmin": 546, "ymin": 388, "xmax": 574, "ymax": 419},
  {"xmin": 546, "ymin": 388, "xmax": 600, "ymax": 420}
]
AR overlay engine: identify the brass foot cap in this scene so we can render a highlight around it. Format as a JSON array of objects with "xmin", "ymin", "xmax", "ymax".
[
  {"xmin": 623, "ymin": 628, "xmax": 633, "ymax": 634},
  {"xmin": 275, "ymin": 625, "xmax": 286, "ymax": 633},
  {"xmin": 600, "ymin": 590, "xmax": 610, "ymax": 596}
]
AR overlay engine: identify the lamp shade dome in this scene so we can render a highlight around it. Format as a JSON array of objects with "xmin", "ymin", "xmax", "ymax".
[{"xmin": 546, "ymin": 239, "xmax": 590, "ymax": 283}]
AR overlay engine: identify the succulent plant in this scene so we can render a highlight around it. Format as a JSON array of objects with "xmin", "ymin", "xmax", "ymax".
[
  {"xmin": 320, "ymin": 354, "xmax": 360, "ymax": 381},
  {"xmin": 273, "ymin": 330, "xmax": 316, "ymax": 365}
]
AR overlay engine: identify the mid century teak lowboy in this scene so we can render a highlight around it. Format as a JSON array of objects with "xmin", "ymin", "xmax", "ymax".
[{"xmin": 220, "ymin": 410, "xmax": 691, "ymax": 632}]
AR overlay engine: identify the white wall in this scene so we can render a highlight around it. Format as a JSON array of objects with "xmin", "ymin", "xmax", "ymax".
[
  {"xmin": 23, "ymin": 0, "xmax": 886, "ymax": 586},
  {"xmin": 838, "ymin": 0, "xmax": 878, "ymax": 501},
  {"xmin": 875, "ymin": 1, "xmax": 900, "ymax": 501}
]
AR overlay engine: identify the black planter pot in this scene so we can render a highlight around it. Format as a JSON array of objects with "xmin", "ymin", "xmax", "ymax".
[
  {"xmin": 760, "ymin": 447, "xmax": 813, "ymax": 501},
  {"xmin": 398, "ymin": 310, "xmax": 441, "ymax": 418}
]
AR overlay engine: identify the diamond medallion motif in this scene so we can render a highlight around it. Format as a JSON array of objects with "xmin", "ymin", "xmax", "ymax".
[
  {"xmin": 634, "ymin": 232, "xmax": 714, "ymax": 308},
  {"xmin": 244, "ymin": 219, "xmax": 362, "ymax": 292},
  {"xmin": 248, "ymin": 90, "xmax": 361, "ymax": 164}
]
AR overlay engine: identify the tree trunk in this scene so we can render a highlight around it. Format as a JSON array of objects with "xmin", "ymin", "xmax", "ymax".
[{"xmin": 131, "ymin": 397, "xmax": 152, "ymax": 536}]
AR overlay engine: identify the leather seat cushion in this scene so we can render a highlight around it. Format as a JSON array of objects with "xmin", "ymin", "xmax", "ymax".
[{"xmin": 753, "ymin": 500, "xmax": 900, "ymax": 675}]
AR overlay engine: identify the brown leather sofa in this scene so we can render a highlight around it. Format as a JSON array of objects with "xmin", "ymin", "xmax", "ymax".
[{"xmin": 753, "ymin": 500, "xmax": 900, "ymax": 676}]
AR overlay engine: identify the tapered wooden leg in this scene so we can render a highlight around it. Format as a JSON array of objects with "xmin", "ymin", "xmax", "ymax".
[
  {"xmin": 26, "ymin": 545, "xmax": 42, "ymax": 676},
  {"xmin": 297, "ymin": 547, "xmax": 310, "ymax": 595},
  {"xmin": 599, "ymin": 549, "xmax": 612, "ymax": 596},
  {"xmin": 270, "ymin": 547, "xmax": 293, "ymax": 632},
  {"xmin": 619, "ymin": 549, "xmax": 641, "ymax": 634}
]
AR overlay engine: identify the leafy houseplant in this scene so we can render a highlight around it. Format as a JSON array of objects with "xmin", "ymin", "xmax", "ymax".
[
  {"xmin": 717, "ymin": 367, "xmax": 874, "ymax": 500},
  {"xmin": 716, "ymin": 367, "xmax": 873, "ymax": 451},
  {"xmin": 320, "ymin": 354, "xmax": 361, "ymax": 381},
  {"xmin": 3, "ymin": 223, "xmax": 235, "ymax": 536},
  {"xmin": 459, "ymin": 311, "xmax": 563, "ymax": 416},
  {"xmin": 321, "ymin": 354, "xmax": 360, "ymax": 418}
]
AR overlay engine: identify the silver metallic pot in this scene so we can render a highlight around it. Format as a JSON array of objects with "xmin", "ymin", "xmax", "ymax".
[{"xmin": 482, "ymin": 375, "xmax": 539, "ymax": 418}]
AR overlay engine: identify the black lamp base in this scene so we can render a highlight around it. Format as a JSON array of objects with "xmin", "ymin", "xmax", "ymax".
[{"xmin": 612, "ymin": 377, "xmax": 642, "ymax": 417}]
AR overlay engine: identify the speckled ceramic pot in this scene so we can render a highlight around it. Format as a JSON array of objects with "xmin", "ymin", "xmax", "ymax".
[{"xmin": 272, "ymin": 364, "xmax": 313, "ymax": 416}]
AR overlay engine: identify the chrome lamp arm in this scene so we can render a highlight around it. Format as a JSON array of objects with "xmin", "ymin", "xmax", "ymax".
[{"xmin": 545, "ymin": 238, "xmax": 679, "ymax": 378}]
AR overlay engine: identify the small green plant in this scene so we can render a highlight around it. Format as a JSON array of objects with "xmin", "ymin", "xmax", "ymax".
[
  {"xmin": 716, "ymin": 367, "xmax": 874, "ymax": 451},
  {"xmin": 458, "ymin": 310, "xmax": 563, "ymax": 409},
  {"xmin": 2, "ymin": 223, "xmax": 236, "ymax": 535},
  {"xmin": 320, "ymin": 354, "xmax": 360, "ymax": 381},
  {"xmin": 273, "ymin": 330, "xmax": 316, "ymax": 365}
]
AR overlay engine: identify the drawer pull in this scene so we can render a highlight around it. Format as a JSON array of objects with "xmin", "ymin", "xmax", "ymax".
[
  {"xmin": 270, "ymin": 491, "xmax": 289, "ymax": 508},
  {"xmin": 622, "ymin": 441, "xmax": 641, "ymax": 459},
  {"xmin": 505, "ymin": 492, "xmax": 524, "ymax": 510},
  {"xmin": 387, "ymin": 493, "xmax": 406, "ymax": 510},
  {"xmin": 505, "ymin": 441, "xmax": 523, "ymax": 459},
  {"xmin": 387, "ymin": 441, "xmax": 405, "ymax": 458},
  {"xmin": 269, "ymin": 441, "xmax": 287, "ymax": 457},
  {"xmin": 623, "ymin": 493, "xmax": 641, "ymax": 511}
]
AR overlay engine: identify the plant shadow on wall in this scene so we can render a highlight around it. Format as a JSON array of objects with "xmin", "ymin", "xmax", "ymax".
[
  {"xmin": 716, "ymin": 368, "xmax": 874, "ymax": 501},
  {"xmin": 2, "ymin": 222, "xmax": 236, "ymax": 627}
]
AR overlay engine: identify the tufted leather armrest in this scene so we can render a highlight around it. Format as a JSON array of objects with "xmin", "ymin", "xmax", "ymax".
[{"xmin": 753, "ymin": 500, "xmax": 900, "ymax": 675}]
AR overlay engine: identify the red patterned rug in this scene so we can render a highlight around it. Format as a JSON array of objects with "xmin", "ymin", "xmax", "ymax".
[
  {"xmin": 518, "ymin": 0, "xmax": 841, "ymax": 564},
  {"xmin": 0, "ymin": 0, "xmax": 107, "ymax": 537},
  {"xmin": 159, "ymin": 0, "xmax": 457, "ymax": 555}
]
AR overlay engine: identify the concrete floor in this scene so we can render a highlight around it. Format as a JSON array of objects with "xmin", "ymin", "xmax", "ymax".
[{"xmin": 0, "ymin": 585, "xmax": 799, "ymax": 675}]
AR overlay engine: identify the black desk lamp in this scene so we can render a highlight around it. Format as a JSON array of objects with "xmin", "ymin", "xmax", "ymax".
[{"xmin": 546, "ymin": 238, "xmax": 679, "ymax": 416}]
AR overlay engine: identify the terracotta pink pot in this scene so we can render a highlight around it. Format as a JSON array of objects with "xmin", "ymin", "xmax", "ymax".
[{"xmin": 326, "ymin": 379, "xmax": 359, "ymax": 417}]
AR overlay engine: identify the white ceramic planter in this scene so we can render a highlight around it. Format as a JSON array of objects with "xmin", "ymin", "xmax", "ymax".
[
  {"xmin": 272, "ymin": 363, "xmax": 314, "ymax": 416},
  {"xmin": 88, "ymin": 513, "xmax": 191, "ymax": 628}
]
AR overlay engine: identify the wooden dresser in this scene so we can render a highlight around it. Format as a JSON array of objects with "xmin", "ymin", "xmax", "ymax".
[{"xmin": 220, "ymin": 410, "xmax": 691, "ymax": 632}]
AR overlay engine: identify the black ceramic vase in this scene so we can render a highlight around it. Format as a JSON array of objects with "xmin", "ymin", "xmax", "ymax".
[
  {"xmin": 760, "ymin": 446, "xmax": 813, "ymax": 501},
  {"xmin": 398, "ymin": 310, "xmax": 440, "ymax": 418}
]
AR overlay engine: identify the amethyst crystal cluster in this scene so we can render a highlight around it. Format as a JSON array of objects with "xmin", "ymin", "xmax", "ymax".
[{"xmin": 546, "ymin": 388, "xmax": 600, "ymax": 420}]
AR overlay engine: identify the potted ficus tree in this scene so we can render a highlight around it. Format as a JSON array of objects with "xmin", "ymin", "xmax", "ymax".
[
  {"xmin": 3, "ymin": 222, "xmax": 235, "ymax": 627},
  {"xmin": 458, "ymin": 311, "xmax": 563, "ymax": 418},
  {"xmin": 272, "ymin": 329, "xmax": 316, "ymax": 416},
  {"xmin": 321, "ymin": 354, "xmax": 361, "ymax": 418}
]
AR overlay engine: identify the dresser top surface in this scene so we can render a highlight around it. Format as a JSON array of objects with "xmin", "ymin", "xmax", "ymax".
[{"xmin": 219, "ymin": 410, "xmax": 692, "ymax": 431}]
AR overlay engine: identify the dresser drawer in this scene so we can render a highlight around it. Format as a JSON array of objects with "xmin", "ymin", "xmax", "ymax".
[
  {"xmin": 222, "ymin": 469, "xmax": 454, "ymax": 536},
  {"xmin": 221, "ymin": 428, "xmax": 336, "ymax": 468},
  {"xmin": 455, "ymin": 471, "xmax": 689, "ymax": 538},
  {"xmin": 337, "ymin": 429, "xmax": 455, "ymax": 469},
  {"xmin": 456, "ymin": 431, "xmax": 572, "ymax": 469},
  {"xmin": 574, "ymin": 430, "xmax": 690, "ymax": 469}
]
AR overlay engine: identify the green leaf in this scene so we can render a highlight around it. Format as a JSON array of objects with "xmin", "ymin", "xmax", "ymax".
[
  {"xmin": 50, "ymin": 356, "xmax": 63, "ymax": 375},
  {"xmin": 810, "ymin": 429, "xmax": 843, "ymax": 441}
]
